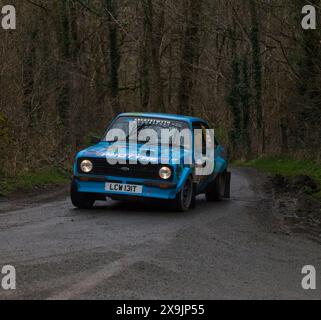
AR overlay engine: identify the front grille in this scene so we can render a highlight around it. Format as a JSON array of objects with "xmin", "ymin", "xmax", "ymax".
[{"xmin": 77, "ymin": 158, "xmax": 174, "ymax": 181}]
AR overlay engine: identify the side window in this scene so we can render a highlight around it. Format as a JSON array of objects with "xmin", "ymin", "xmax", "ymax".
[
  {"xmin": 201, "ymin": 124, "xmax": 208, "ymax": 155},
  {"xmin": 193, "ymin": 122, "xmax": 209, "ymax": 155},
  {"xmin": 193, "ymin": 123, "xmax": 201, "ymax": 154}
]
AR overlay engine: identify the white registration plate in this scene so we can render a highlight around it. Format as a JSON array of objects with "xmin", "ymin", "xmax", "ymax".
[{"xmin": 105, "ymin": 183, "xmax": 143, "ymax": 194}]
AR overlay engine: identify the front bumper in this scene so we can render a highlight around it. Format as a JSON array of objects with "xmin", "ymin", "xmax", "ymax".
[
  {"xmin": 74, "ymin": 167, "xmax": 192, "ymax": 200},
  {"xmin": 75, "ymin": 176, "xmax": 179, "ymax": 200}
]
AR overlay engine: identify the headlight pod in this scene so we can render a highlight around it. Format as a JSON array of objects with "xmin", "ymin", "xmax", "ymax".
[
  {"xmin": 80, "ymin": 160, "xmax": 93, "ymax": 173},
  {"xmin": 159, "ymin": 166, "xmax": 172, "ymax": 180}
]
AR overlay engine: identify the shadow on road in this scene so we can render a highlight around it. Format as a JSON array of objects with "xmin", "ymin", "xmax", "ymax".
[{"xmin": 69, "ymin": 196, "xmax": 231, "ymax": 219}]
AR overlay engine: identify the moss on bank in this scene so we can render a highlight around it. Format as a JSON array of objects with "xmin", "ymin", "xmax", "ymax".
[
  {"xmin": 0, "ymin": 168, "xmax": 69, "ymax": 197},
  {"xmin": 235, "ymin": 157, "xmax": 321, "ymax": 201}
]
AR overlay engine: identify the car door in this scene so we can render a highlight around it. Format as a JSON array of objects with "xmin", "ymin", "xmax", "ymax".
[{"xmin": 192, "ymin": 122, "xmax": 215, "ymax": 192}]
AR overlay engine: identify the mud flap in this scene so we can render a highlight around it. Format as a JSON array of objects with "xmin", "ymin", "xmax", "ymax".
[{"xmin": 224, "ymin": 171, "xmax": 231, "ymax": 198}]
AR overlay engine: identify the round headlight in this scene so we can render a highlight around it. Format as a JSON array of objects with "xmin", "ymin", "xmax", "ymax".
[
  {"xmin": 159, "ymin": 166, "xmax": 172, "ymax": 180},
  {"xmin": 80, "ymin": 160, "xmax": 93, "ymax": 173}
]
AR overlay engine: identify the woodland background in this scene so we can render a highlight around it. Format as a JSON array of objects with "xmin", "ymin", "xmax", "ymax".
[{"xmin": 0, "ymin": 0, "xmax": 321, "ymax": 179}]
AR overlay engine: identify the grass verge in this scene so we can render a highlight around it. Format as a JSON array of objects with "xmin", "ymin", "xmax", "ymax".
[
  {"xmin": 235, "ymin": 157, "xmax": 321, "ymax": 201},
  {"xmin": 0, "ymin": 168, "xmax": 69, "ymax": 197}
]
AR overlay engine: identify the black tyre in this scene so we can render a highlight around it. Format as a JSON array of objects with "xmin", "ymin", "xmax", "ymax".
[
  {"xmin": 70, "ymin": 179, "xmax": 95, "ymax": 209},
  {"xmin": 205, "ymin": 172, "xmax": 226, "ymax": 202},
  {"xmin": 190, "ymin": 183, "xmax": 197, "ymax": 209},
  {"xmin": 173, "ymin": 176, "xmax": 194, "ymax": 212}
]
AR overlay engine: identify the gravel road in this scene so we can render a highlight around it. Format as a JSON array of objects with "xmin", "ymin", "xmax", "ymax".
[{"xmin": 0, "ymin": 168, "xmax": 320, "ymax": 300}]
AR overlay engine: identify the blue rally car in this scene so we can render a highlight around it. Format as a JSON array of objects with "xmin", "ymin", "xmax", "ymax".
[{"xmin": 71, "ymin": 113, "xmax": 231, "ymax": 211}]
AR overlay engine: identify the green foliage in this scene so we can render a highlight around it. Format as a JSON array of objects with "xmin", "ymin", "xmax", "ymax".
[
  {"xmin": 83, "ymin": 132, "xmax": 102, "ymax": 147},
  {"xmin": 226, "ymin": 1, "xmax": 264, "ymax": 158},
  {"xmin": 226, "ymin": 55, "xmax": 252, "ymax": 157},
  {"xmin": 296, "ymin": 25, "xmax": 321, "ymax": 150},
  {"xmin": 0, "ymin": 169, "xmax": 69, "ymax": 197},
  {"xmin": 238, "ymin": 157, "xmax": 321, "ymax": 180},
  {"xmin": 236, "ymin": 157, "xmax": 321, "ymax": 200}
]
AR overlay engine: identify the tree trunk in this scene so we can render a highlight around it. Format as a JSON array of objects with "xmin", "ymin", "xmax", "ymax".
[
  {"xmin": 178, "ymin": 0, "xmax": 202, "ymax": 115},
  {"xmin": 142, "ymin": 0, "xmax": 165, "ymax": 112},
  {"xmin": 105, "ymin": 0, "xmax": 121, "ymax": 116}
]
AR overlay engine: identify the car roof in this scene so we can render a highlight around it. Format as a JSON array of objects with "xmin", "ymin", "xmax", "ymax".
[{"xmin": 117, "ymin": 113, "xmax": 206, "ymax": 124}]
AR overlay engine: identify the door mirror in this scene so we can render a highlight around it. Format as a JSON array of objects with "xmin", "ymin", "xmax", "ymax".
[{"xmin": 215, "ymin": 145, "xmax": 224, "ymax": 155}]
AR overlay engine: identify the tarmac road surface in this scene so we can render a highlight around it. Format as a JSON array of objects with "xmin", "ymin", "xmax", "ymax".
[{"xmin": 0, "ymin": 168, "xmax": 320, "ymax": 300}]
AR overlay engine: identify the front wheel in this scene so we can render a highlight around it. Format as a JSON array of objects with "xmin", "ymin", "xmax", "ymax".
[
  {"xmin": 70, "ymin": 179, "xmax": 95, "ymax": 209},
  {"xmin": 173, "ymin": 176, "xmax": 194, "ymax": 212}
]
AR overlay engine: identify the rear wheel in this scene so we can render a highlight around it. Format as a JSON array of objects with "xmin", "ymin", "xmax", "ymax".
[
  {"xmin": 70, "ymin": 179, "xmax": 95, "ymax": 209},
  {"xmin": 205, "ymin": 172, "xmax": 226, "ymax": 202},
  {"xmin": 173, "ymin": 176, "xmax": 194, "ymax": 212}
]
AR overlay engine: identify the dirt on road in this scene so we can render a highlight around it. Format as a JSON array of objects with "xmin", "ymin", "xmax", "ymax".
[{"xmin": 0, "ymin": 168, "xmax": 320, "ymax": 300}]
